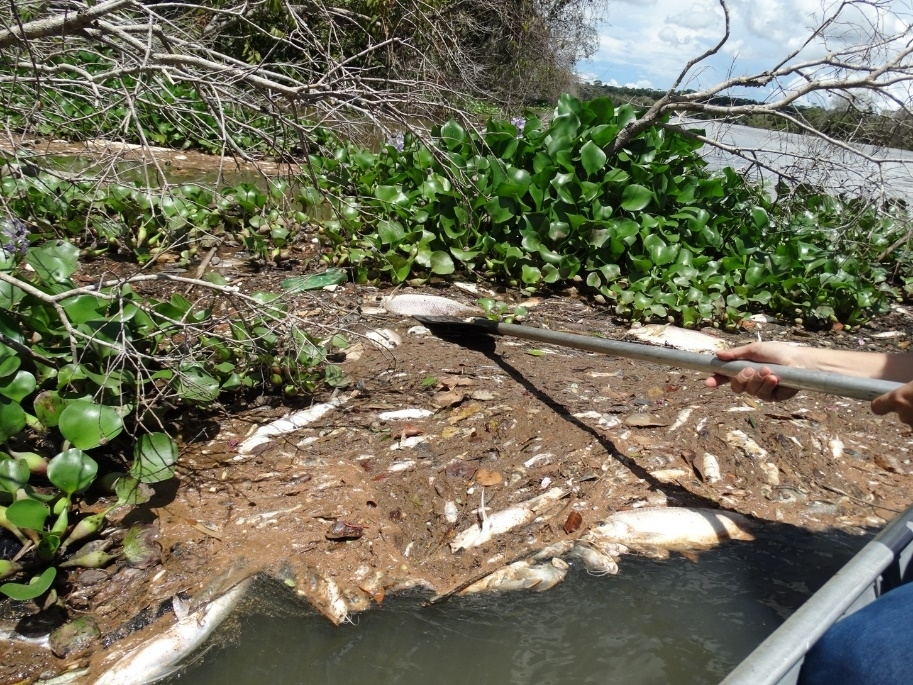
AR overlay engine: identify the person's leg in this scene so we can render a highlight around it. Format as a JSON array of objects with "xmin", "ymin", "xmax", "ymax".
[{"xmin": 798, "ymin": 580, "xmax": 913, "ymax": 685}]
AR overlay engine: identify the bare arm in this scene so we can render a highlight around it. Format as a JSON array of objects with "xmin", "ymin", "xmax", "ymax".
[{"xmin": 704, "ymin": 341, "xmax": 913, "ymax": 425}]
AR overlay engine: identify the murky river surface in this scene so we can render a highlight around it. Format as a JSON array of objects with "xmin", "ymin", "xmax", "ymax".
[{"xmin": 164, "ymin": 530, "xmax": 867, "ymax": 685}]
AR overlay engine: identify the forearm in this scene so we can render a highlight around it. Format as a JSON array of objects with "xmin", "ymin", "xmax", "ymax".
[{"xmin": 787, "ymin": 348, "xmax": 913, "ymax": 383}]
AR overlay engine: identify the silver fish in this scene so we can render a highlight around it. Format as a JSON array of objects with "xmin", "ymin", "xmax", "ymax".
[
  {"xmin": 584, "ymin": 507, "xmax": 755, "ymax": 552},
  {"xmin": 381, "ymin": 294, "xmax": 478, "ymax": 317},
  {"xmin": 94, "ymin": 577, "xmax": 252, "ymax": 685}
]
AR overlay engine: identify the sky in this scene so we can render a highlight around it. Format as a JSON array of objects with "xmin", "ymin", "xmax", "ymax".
[{"xmin": 576, "ymin": 0, "xmax": 913, "ymax": 104}]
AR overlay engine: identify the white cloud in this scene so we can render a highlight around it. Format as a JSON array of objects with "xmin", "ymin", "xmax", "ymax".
[{"xmin": 578, "ymin": 0, "xmax": 913, "ymax": 98}]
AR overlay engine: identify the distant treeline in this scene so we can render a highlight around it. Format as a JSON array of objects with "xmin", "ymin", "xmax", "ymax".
[{"xmin": 579, "ymin": 83, "xmax": 912, "ymax": 152}]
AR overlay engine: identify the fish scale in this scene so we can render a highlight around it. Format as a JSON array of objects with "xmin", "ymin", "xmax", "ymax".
[{"xmin": 381, "ymin": 294, "xmax": 478, "ymax": 317}]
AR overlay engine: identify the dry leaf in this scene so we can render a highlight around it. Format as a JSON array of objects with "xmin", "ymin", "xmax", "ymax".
[
  {"xmin": 475, "ymin": 468, "xmax": 502, "ymax": 486},
  {"xmin": 432, "ymin": 390, "xmax": 465, "ymax": 408},
  {"xmin": 624, "ymin": 413, "xmax": 669, "ymax": 427},
  {"xmin": 563, "ymin": 511, "xmax": 583, "ymax": 534}
]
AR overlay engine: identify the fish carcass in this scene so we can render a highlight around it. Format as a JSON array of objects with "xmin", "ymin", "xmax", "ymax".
[
  {"xmin": 449, "ymin": 488, "xmax": 567, "ymax": 552},
  {"xmin": 582, "ymin": 507, "xmax": 755, "ymax": 558},
  {"xmin": 94, "ymin": 577, "xmax": 253, "ymax": 685},
  {"xmin": 627, "ymin": 324, "xmax": 729, "ymax": 353},
  {"xmin": 460, "ymin": 558, "xmax": 570, "ymax": 594}
]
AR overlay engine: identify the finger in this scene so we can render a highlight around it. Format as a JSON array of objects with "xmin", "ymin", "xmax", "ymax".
[
  {"xmin": 704, "ymin": 374, "xmax": 729, "ymax": 389},
  {"xmin": 871, "ymin": 393, "xmax": 892, "ymax": 415},
  {"xmin": 729, "ymin": 367, "xmax": 757, "ymax": 394}
]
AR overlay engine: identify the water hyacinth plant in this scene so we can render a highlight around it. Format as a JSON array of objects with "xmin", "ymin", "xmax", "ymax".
[{"xmin": 309, "ymin": 94, "xmax": 904, "ymax": 327}]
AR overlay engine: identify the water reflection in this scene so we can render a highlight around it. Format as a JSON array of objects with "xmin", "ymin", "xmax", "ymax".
[{"xmin": 163, "ymin": 531, "xmax": 867, "ymax": 685}]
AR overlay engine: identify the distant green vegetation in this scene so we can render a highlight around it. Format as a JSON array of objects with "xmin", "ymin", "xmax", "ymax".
[{"xmin": 579, "ymin": 83, "xmax": 913, "ymax": 152}]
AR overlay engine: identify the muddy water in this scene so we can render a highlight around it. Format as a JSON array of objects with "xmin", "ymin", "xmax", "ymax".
[{"xmin": 162, "ymin": 531, "xmax": 866, "ymax": 685}]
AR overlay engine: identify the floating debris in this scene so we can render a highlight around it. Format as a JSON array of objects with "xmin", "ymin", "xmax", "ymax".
[
  {"xmin": 381, "ymin": 294, "xmax": 478, "ymax": 317},
  {"xmin": 726, "ymin": 430, "xmax": 769, "ymax": 460},
  {"xmin": 95, "ymin": 577, "xmax": 253, "ymax": 685},
  {"xmin": 238, "ymin": 396, "xmax": 347, "ymax": 455},
  {"xmin": 584, "ymin": 507, "xmax": 755, "ymax": 554},
  {"xmin": 450, "ymin": 488, "xmax": 567, "ymax": 552},
  {"xmin": 364, "ymin": 328, "xmax": 402, "ymax": 349},
  {"xmin": 460, "ymin": 558, "xmax": 569, "ymax": 594},
  {"xmin": 828, "ymin": 437, "xmax": 845, "ymax": 459},
  {"xmin": 627, "ymin": 324, "xmax": 729, "ymax": 353}
]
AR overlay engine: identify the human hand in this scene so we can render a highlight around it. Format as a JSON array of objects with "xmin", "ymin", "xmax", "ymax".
[
  {"xmin": 704, "ymin": 342, "xmax": 806, "ymax": 402},
  {"xmin": 872, "ymin": 380, "xmax": 913, "ymax": 426}
]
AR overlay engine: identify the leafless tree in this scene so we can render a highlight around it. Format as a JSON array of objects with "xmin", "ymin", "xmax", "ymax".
[{"xmin": 606, "ymin": 0, "xmax": 912, "ymax": 208}]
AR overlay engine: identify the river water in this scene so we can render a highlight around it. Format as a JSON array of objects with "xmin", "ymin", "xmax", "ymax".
[
  {"xmin": 163, "ymin": 528, "xmax": 867, "ymax": 685},
  {"xmin": 687, "ymin": 119, "xmax": 913, "ymax": 202}
]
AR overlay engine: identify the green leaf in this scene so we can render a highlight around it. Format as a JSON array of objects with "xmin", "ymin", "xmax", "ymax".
[
  {"xmin": 0, "ymin": 397, "xmax": 26, "ymax": 443},
  {"xmin": 527, "ymin": 349, "xmax": 545, "ymax": 357},
  {"xmin": 0, "ymin": 567, "xmax": 56, "ymax": 601},
  {"xmin": 60, "ymin": 295, "xmax": 107, "ymax": 324},
  {"xmin": 580, "ymin": 141, "xmax": 607, "ymax": 177},
  {"xmin": 621, "ymin": 184, "xmax": 652, "ymax": 212},
  {"xmin": 430, "ymin": 251, "xmax": 455, "ymax": 275},
  {"xmin": 0, "ymin": 370, "xmax": 35, "ymax": 403},
  {"xmin": 176, "ymin": 369, "xmax": 220, "ymax": 404},
  {"xmin": 440, "ymin": 120, "xmax": 467, "ymax": 150},
  {"xmin": 0, "ymin": 352, "xmax": 20, "ymax": 379},
  {"xmin": 58, "ymin": 401, "xmax": 124, "ymax": 450},
  {"xmin": 131, "ymin": 433, "xmax": 178, "ymax": 484},
  {"xmin": 115, "ymin": 475, "xmax": 151, "ymax": 505},
  {"xmin": 33, "ymin": 391, "xmax": 72, "ymax": 428},
  {"xmin": 25, "ymin": 240, "xmax": 79, "ymax": 284},
  {"xmin": 0, "ymin": 457, "xmax": 30, "ymax": 495},
  {"xmin": 281, "ymin": 269, "xmax": 347, "ymax": 292},
  {"xmin": 6, "ymin": 499, "xmax": 49, "ymax": 531},
  {"xmin": 48, "ymin": 448, "xmax": 98, "ymax": 496}
]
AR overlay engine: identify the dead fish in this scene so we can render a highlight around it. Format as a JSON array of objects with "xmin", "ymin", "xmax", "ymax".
[
  {"xmin": 381, "ymin": 294, "xmax": 478, "ymax": 317},
  {"xmin": 238, "ymin": 396, "xmax": 347, "ymax": 455},
  {"xmin": 627, "ymin": 324, "xmax": 729, "ymax": 353},
  {"xmin": 364, "ymin": 328, "xmax": 402, "ymax": 349},
  {"xmin": 584, "ymin": 507, "xmax": 755, "ymax": 553},
  {"xmin": 298, "ymin": 571, "xmax": 350, "ymax": 625},
  {"xmin": 568, "ymin": 542, "xmax": 619, "ymax": 576},
  {"xmin": 696, "ymin": 453, "xmax": 722, "ymax": 484},
  {"xmin": 460, "ymin": 558, "xmax": 569, "ymax": 594},
  {"xmin": 94, "ymin": 577, "xmax": 252, "ymax": 685},
  {"xmin": 726, "ymin": 430, "xmax": 769, "ymax": 460},
  {"xmin": 450, "ymin": 488, "xmax": 566, "ymax": 552}
]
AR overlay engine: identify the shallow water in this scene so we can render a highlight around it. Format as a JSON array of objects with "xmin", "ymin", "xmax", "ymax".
[{"xmin": 163, "ymin": 530, "xmax": 867, "ymax": 685}]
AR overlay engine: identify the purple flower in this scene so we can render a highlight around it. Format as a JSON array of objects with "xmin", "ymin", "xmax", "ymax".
[
  {"xmin": 510, "ymin": 116, "xmax": 526, "ymax": 134},
  {"xmin": 387, "ymin": 132, "xmax": 405, "ymax": 152},
  {"xmin": 0, "ymin": 218, "xmax": 28, "ymax": 257}
]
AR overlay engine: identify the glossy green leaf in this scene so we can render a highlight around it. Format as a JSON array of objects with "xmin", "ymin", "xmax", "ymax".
[
  {"xmin": 621, "ymin": 184, "xmax": 652, "ymax": 211},
  {"xmin": 0, "ymin": 567, "xmax": 56, "ymax": 601},
  {"xmin": 58, "ymin": 401, "xmax": 123, "ymax": 450},
  {"xmin": 131, "ymin": 433, "xmax": 178, "ymax": 484},
  {"xmin": 0, "ymin": 370, "xmax": 34, "ymax": 403},
  {"xmin": 48, "ymin": 448, "xmax": 98, "ymax": 496},
  {"xmin": 430, "ymin": 251, "xmax": 455, "ymax": 275},
  {"xmin": 176, "ymin": 369, "xmax": 220, "ymax": 405},
  {"xmin": 0, "ymin": 397, "xmax": 26, "ymax": 443},
  {"xmin": 0, "ymin": 456, "xmax": 30, "ymax": 495},
  {"xmin": 25, "ymin": 240, "xmax": 79, "ymax": 284},
  {"xmin": 6, "ymin": 499, "xmax": 49, "ymax": 531},
  {"xmin": 580, "ymin": 140, "xmax": 607, "ymax": 176},
  {"xmin": 281, "ymin": 269, "xmax": 347, "ymax": 292}
]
